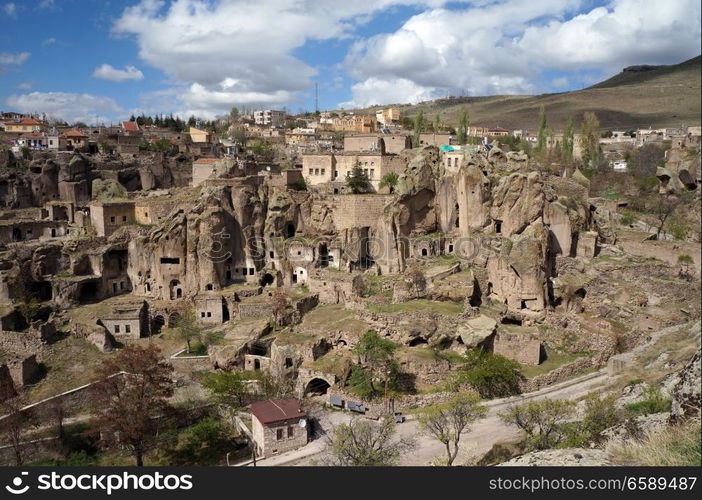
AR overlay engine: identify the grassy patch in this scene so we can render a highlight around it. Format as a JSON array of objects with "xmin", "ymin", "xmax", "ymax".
[
  {"xmin": 519, "ymin": 351, "xmax": 588, "ymax": 378},
  {"xmin": 607, "ymin": 420, "xmax": 701, "ymax": 466},
  {"xmin": 368, "ymin": 299, "xmax": 463, "ymax": 316}
]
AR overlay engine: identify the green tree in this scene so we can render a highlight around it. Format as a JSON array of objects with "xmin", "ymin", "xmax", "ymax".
[
  {"xmin": 353, "ymin": 331, "xmax": 398, "ymax": 412},
  {"xmin": 434, "ymin": 112, "xmax": 442, "ymax": 132},
  {"xmin": 499, "ymin": 398, "xmax": 575, "ymax": 450},
  {"xmin": 325, "ymin": 418, "xmax": 414, "ymax": 466},
  {"xmin": 418, "ymin": 392, "xmax": 487, "ymax": 465},
  {"xmin": 452, "ymin": 349, "xmax": 522, "ymax": 398},
  {"xmin": 562, "ymin": 117, "xmax": 574, "ymax": 164},
  {"xmin": 579, "ymin": 111, "xmax": 601, "ymax": 169},
  {"xmin": 536, "ymin": 105, "xmax": 547, "ymax": 152},
  {"xmin": 175, "ymin": 306, "xmax": 203, "ymax": 354},
  {"xmin": 229, "ymin": 107, "xmax": 239, "ymax": 121},
  {"xmin": 378, "ymin": 172, "xmax": 399, "ymax": 192},
  {"xmin": 457, "ymin": 107, "xmax": 469, "ymax": 145},
  {"xmin": 202, "ymin": 371, "xmax": 251, "ymax": 409},
  {"xmin": 346, "ymin": 166, "xmax": 371, "ymax": 194},
  {"xmin": 413, "ymin": 110, "xmax": 424, "ymax": 148}
]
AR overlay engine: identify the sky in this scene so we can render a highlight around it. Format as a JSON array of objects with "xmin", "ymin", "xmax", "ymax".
[{"xmin": 0, "ymin": 0, "xmax": 699, "ymax": 124}]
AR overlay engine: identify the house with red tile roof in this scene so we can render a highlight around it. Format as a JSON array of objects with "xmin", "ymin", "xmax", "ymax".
[{"xmin": 249, "ymin": 398, "xmax": 308, "ymax": 458}]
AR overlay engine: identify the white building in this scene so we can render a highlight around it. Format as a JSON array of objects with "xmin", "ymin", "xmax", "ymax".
[{"xmin": 254, "ymin": 110, "xmax": 285, "ymax": 127}]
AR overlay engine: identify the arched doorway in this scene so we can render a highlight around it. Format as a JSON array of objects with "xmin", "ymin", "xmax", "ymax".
[
  {"xmin": 152, "ymin": 315, "xmax": 165, "ymax": 334},
  {"xmin": 168, "ymin": 312, "xmax": 180, "ymax": 328},
  {"xmin": 260, "ymin": 273, "xmax": 274, "ymax": 287},
  {"xmin": 305, "ymin": 378, "xmax": 331, "ymax": 396},
  {"xmin": 170, "ymin": 280, "xmax": 182, "ymax": 300}
]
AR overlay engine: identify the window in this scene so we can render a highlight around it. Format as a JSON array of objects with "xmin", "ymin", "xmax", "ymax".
[
  {"xmin": 201, "ymin": 312, "xmax": 206, "ymax": 318},
  {"xmin": 308, "ymin": 168, "xmax": 313, "ymax": 175},
  {"xmin": 125, "ymin": 325, "xmax": 131, "ymax": 334},
  {"xmin": 249, "ymin": 268, "xmax": 255, "ymax": 275},
  {"xmin": 160, "ymin": 257, "xmax": 180, "ymax": 264},
  {"xmin": 122, "ymin": 216, "xmax": 127, "ymax": 222},
  {"xmin": 110, "ymin": 216, "xmax": 115, "ymax": 223},
  {"xmin": 114, "ymin": 325, "xmax": 120, "ymax": 333},
  {"xmin": 287, "ymin": 426, "xmax": 294, "ymax": 438},
  {"xmin": 207, "ymin": 312, "xmax": 212, "ymax": 317},
  {"xmin": 276, "ymin": 429, "xmax": 284, "ymax": 440},
  {"xmin": 321, "ymin": 168, "xmax": 325, "ymax": 175},
  {"xmin": 370, "ymin": 169, "xmax": 374, "ymax": 178},
  {"xmin": 144, "ymin": 212, "xmax": 148, "ymax": 218}
]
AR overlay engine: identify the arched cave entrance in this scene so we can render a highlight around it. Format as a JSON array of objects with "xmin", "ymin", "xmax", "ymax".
[
  {"xmin": 260, "ymin": 273, "xmax": 274, "ymax": 287},
  {"xmin": 152, "ymin": 315, "xmax": 165, "ymax": 334},
  {"xmin": 78, "ymin": 282, "xmax": 99, "ymax": 304},
  {"xmin": 408, "ymin": 337, "xmax": 428, "ymax": 347},
  {"xmin": 12, "ymin": 228, "xmax": 22, "ymax": 241},
  {"xmin": 170, "ymin": 280, "xmax": 182, "ymax": 300},
  {"xmin": 286, "ymin": 222, "xmax": 296, "ymax": 238},
  {"xmin": 168, "ymin": 312, "xmax": 180, "ymax": 328},
  {"xmin": 305, "ymin": 378, "xmax": 331, "ymax": 396}
]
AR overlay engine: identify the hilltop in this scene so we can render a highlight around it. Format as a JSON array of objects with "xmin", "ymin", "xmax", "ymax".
[{"xmin": 347, "ymin": 56, "xmax": 701, "ymax": 131}]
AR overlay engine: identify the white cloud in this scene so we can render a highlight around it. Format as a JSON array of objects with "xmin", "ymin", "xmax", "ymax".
[
  {"xmin": 3, "ymin": 2, "xmax": 16, "ymax": 17},
  {"xmin": 112, "ymin": 0, "xmax": 458, "ymax": 114},
  {"xmin": 17, "ymin": 81, "xmax": 33, "ymax": 89},
  {"xmin": 0, "ymin": 52, "xmax": 29, "ymax": 65},
  {"xmin": 5, "ymin": 92, "xmax": 123, "ymax": 124},
  {"xmin": 42, "ymin": 37, "xmax": 57, "ymax": 46},
  {"xmin": 340, "ymin": 77, "xmax": 438, "ymax": 108},
  {"xmin": 38, "ymin": 0, "xmax": 54, "ymax": 8},
  {"xmin": 92, "ymin": 63, "xmax": 144, "ymax": 82},
  {"xmin": 343, "ymin": 0, "xmax": 701, "ymax": 107}
]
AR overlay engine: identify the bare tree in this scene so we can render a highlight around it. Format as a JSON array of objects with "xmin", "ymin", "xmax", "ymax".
[
  {"xmin": 0, "ymin": 398, "xmax": 36, "ymax": 466},
  {"xmin": 89, "ymin": 344, "xmax": 174, "ymax": 466},
  {"xmin": 270, "ymin": 289, "xmax": 290, "ymax": 326},
  {"xmin": 418, "ymin": 392, "xmax": 487, "ymax": 465}
]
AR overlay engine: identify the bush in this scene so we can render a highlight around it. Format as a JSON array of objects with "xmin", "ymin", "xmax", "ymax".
[
  {"xmin": 452, "ymin": 349, "xmax": 522, "ymax": 398},
  {"xmin": 625, "ymin": 387, "xmax": 672, "ymax": 416},
  {"xmin": 562, "ymin": 393, "xmax": 621, "ymax": 447},
  {"xmin": 500, "ymin": 398, "xmax": 575, "ymax": 450}
]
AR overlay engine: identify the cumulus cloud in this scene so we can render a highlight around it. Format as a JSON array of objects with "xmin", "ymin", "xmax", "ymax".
[
  {"xmin": 343, "ymin": 0, "xmax": 701, "ymax": 107},
  {"xmin": 112, "ymin": 0, "xmax": 457, "ymax": 116},
  {"xmin": 3, "ymin": 2, "xmax": 16, "ymax": 17},
  {"xmin": 5, "ymin": 92, "xmax": 123, "ymax": 124},
  {"xmin": 92, "ymin": 63, "xmax": 144, "ymax": 82}
]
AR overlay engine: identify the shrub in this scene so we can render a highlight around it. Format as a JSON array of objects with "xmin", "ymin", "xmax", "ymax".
[
  {"xmin": 499, "ymin": 398, "xmax": 576, "ymax": 450},
  {"xmin": 625, "ymin": 386, "xmax": 672, "ymax": 416}
]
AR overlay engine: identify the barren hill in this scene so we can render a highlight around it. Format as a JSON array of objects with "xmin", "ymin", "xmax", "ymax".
[{"xmin": 349, "ymin": 56, "xmax": 701, "ymax": 131}]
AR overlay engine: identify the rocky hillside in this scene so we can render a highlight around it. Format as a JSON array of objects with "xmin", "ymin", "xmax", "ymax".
[{"xmin": 350, "ymin": 56, "xmax": 701, "ymax": 131}]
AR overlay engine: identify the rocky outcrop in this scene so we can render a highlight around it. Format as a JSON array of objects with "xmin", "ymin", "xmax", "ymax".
[
  {"xmin": 498, "ymin": 448, "xmax": 611, "ymax": 466},
  {"xmin": 669, "ymin": 351, "xmax": 701, "ymax": 424}
]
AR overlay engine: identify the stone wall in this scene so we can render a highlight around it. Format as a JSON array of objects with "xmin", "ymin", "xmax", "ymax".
[
  {"xmin": 492, "ymin": 332, "xmax": 541, "ymax": 365},
  {"xmin": 331, "ymin": 194, "xmax": 393, "ymax": 231}
]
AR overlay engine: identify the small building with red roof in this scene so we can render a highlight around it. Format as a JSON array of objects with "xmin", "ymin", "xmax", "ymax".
[
  {"xmin": 249, "ymin": 398, "xmax": 308, "ymax": 458},
  {"xmin": 3, "ymin": 117, "xmax": 43, "ymax": 134}
]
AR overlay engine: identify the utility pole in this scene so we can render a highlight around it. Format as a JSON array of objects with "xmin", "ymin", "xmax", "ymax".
[{"xmin": 315, "ymin": 82, "xmax": 319, "ymax": 113}]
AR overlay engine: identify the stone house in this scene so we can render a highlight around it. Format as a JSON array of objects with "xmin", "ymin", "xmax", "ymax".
[
  {"xmin": 419, "ymin": 132, "xmax": 452, "ymax": 147},
  {"xmin": 250, "ymin": 398, "xmax": 308, "ymax": 458},
  {"xmin": 89, "ymin": 201, "xmax": 136, "ymax": 237},
  {"xmin": 100, "ymin": 301, "xmax": 149, "ymax": 339}
]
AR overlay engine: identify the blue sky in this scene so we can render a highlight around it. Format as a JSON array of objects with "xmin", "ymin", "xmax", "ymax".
[{"xmin": 1, "ymin": 0, "xmax": 699, "ymax": 124}]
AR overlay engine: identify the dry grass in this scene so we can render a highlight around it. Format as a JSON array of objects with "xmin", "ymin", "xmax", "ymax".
[
  {"xmin": 607, "ymin": 419, "xmax": 701, "ymax": 466},
  {"xmin": 351, "ymin": 56, "xmax": 701, "ymax": 130}
]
